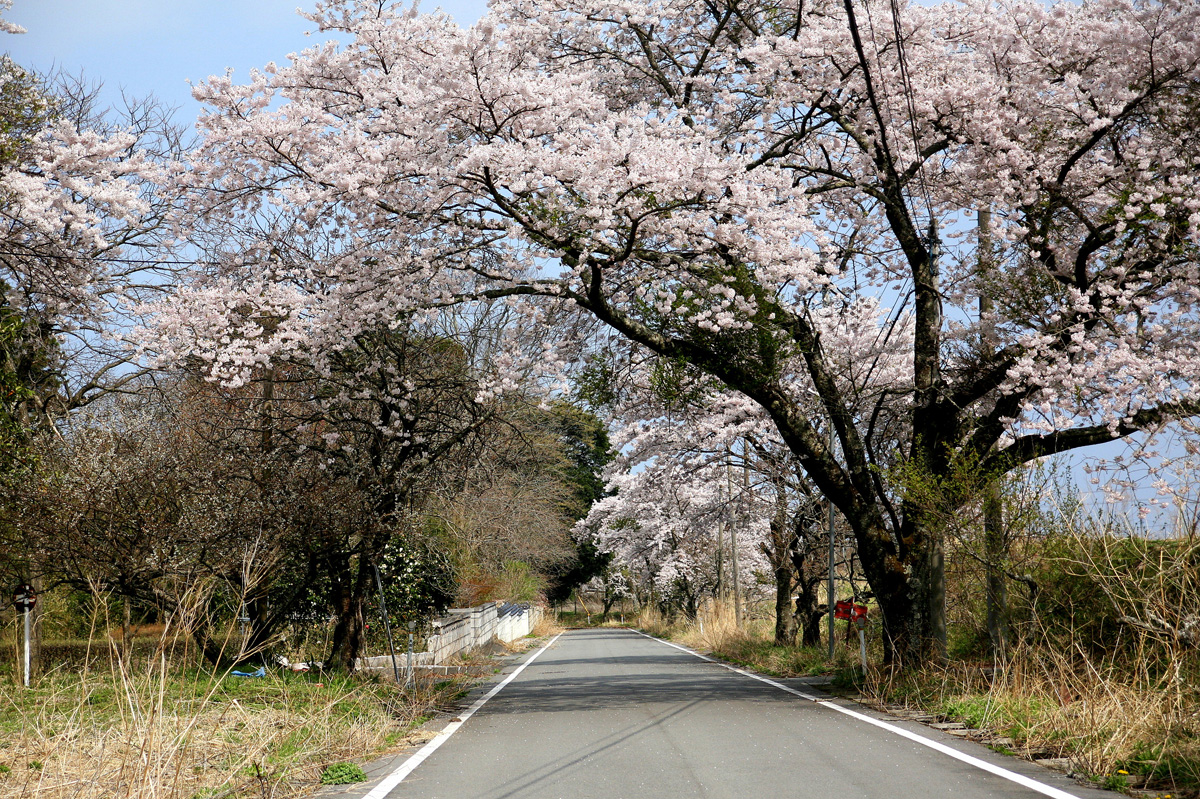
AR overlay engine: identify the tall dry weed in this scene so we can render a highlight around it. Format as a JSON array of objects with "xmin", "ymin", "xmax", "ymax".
[
  {"xmin": 529, "ymin": 611, "xmax": 564, "ymax": 640},
  {"xmin": 676, "ymin": 600, "xmax": 749, "ymax": 652},
  {"xmin": 867, "ymin": 524, "xmax": 1200, "ymax": 792},
  {"xmin": 0, "ymin": 583, "xmax": 452, "ymax": 798}
]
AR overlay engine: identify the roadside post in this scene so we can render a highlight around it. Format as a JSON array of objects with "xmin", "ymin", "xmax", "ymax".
[
  {"xmin": 834, "ymin": 600, "xmax": 869, "ymax": 673},
  {"xmin": 12, "ymin": 583, "xmax": 36, "ymax": 688},
  {"xmin": 855, "ymin": 612, "xmax": 868, "ymax": 674},
  {"xmin": 406, "ymin": 620, "xmax": 416, "ymax": 688},
  {"xmin": 372, "ymin": 563, "xmax": 402, "ymax": 684},
  {"xmin": 237, "ymin": 603, "xmax": 250, "ymax": 645}
]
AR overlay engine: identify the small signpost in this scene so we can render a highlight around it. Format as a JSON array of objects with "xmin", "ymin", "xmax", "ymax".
[
  {"xmin": 406, "ymin": 620, "xmax": 416, "ymax": 688},
  {"xmin": 372, "ymin": 563, "xmax": 402, "ymax": 684},
  {"xmin": 834, "ymin": 600, "xmax": 869, "ymax": 673},
  {"xmin": 12, "ymin": 584, "xmax": 36, "ymax": 688}
]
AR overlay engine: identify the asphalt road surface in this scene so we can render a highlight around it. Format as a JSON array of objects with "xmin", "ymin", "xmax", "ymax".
[{"xmin": 367, "ymin": 628, "xmax": 1107, "ymax": 799}]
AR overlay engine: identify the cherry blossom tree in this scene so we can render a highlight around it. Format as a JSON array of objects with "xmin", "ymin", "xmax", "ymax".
[
  {"xmin": 0, "ymin": 28, "xmax": 185, "ymax": 433},
  {"xmin": 158, "ymin": 0, "xmax": 1200, "ymax": 665},
  {"xmin": 0, "ymin": 19, "xmax": 188, "ymax": 669},
  {"xmin": 0, "ymin": 1, "xmax": 22, "ymax": 35},
  {"xmin": 580, "ymin": 360, "xmax": 850, "ymax": 643},
  {"xmin": 584, "ymin": 404, "xmax": 767, "ymax": 615},
  {"xmin": 584, "ymin": 450, "xmax": 772, "ymax": 619}
]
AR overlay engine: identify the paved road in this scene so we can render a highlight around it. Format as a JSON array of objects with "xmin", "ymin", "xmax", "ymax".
[{"xmin": 363, "ymin": 629, "xmax": 1106, "ymax": 799}]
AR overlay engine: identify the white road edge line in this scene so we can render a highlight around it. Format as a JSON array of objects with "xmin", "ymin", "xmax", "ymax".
[
  {"xmin": 630, "ymin": 629, "xmax": 1083, "ymax": 799},
  {"xmin": 362, "ymin": 632, "xmax": 565, "ymax": 799}
]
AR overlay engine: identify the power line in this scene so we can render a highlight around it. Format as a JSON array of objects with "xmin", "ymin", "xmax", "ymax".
[
  {"xmin": 0, "ymin": 249, "xmax": 217, "ymax": 267},
  {"xmin": 861, "ymin": 0, "xmax": 920, "ymax": 225},
  {"xmin": 888, "ymin": 0, "xmax": 936, "ymax": 225}
]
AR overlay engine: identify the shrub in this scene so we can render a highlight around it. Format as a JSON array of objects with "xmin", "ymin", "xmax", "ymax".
[{"xmin": 319, "ymin": 761, "xmax": 367, "ymax": 785}]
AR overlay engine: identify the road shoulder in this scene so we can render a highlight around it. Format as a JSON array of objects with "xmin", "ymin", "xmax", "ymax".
[
  {"xmin": 631, "ymin": 628, "xmax": 1114, "ymax": 799},
  {"xmin": 313, "ymin": 635, "xmax": 563, "ymax": 799}
]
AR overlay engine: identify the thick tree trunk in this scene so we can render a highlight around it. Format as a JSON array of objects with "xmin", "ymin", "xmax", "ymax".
[
  {"xmin": 799, "ymin": 605, "xmax": 823, "ymax": 648},
  {"xmin": 773, "ymin": 563, "xmax": 797, "ymax": 646},
  {"xmin": 764, "ymin": 474, "xmax": 798, "ymax": 646},
  {"xmin": 683, "ymin": 580, "xmax": 699, "ymax": 620},
  {"xmin": 983, "ymin": 482, "xmax": 1009, "ymax": 664},
  {"xmin": 874, "ymin": 558, "xmax": 945, "ymax": 666},
  {"xmin": 900, "ymin": 208, "xmax": 949, "ymax": 665},
  {"xmin": 790, "ymin": 547, "xmax": 824, "ymax": 648},
  {"xmin": 240, "ymin": 597, "xmax": 280, "ymax": 665},
  {"xmin": 851, "ymin": 509, "xmax": 946, "ymax": 667},
  {"xmin": 191, "ymin": 615, "xmax": 237, "ymax": 668},
  {"xmin": 326, "ymin": 510, "xmax": 396, "ymax": 672},
  {"xmin": 326, "ymin": 588, "xmax": 366, "ymax": 672}
]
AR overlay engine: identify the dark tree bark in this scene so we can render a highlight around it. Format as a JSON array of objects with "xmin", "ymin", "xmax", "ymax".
[
  {"xmin": 983, "ymin": 484, "xmax": 1009, "ymax": 664},
  {"xmin": 791, "ymin": 540, "xmax": 826, "ymax": 648},
  {"xmin": 765, "ymin": 481, "xmax": 798, "ymax": 646},
  {"xmin": 773, "ymin": 562, "xmax": 797, "ymax": 646},
  {"xmin": 325, "ymin": 560, "xmax": 370, "ymax": 673},
  {"xmin": 28, "ymin": 575, "xmax": 43, "ymax": 681}
]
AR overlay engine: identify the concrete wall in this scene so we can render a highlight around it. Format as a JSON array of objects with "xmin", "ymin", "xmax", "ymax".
[
  {"xmin": 357, "ymin": 601, "xmax": 542, "ymax": 673},
  {"xmin": 427, "ymin": 601, "xmax": 542, "ymax": 662}
]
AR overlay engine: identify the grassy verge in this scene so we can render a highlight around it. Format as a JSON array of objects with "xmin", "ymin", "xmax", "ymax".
[
  {"xmin": 554, "ymin": 610, "xmax": 636, "ymax": 629},
  {"xmin": 524, "ymin": 613, "xmax": 566, "ymax": 643},
  {"xmin": 0, "ymin": 654, "xmax": 482, "ymax": 798},
  {"xmin": 625, "ymin": 602, "xmax": 856, "ymax": 678},
  {"xmin": 863, "ymin": 647, "xmax": 1200, "ymax": 798}
]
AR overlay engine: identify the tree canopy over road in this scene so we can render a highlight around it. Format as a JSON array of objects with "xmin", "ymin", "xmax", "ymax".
[{"xmin": 142, "ymin": 0, "xmax": 1200, "ymax": 666}]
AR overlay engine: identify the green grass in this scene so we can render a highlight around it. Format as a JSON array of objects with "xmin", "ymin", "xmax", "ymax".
[
  {"xmin": 320, "ymin": 761, "xmax": 368, "ymax": 785},
  {"xmin": 1119, "ymin": 744, "xmax": 1200, "ymax": 787},
  {"xmin": 938, "ymin": 694, "xmax": 1051, "ymax": 742},
  {"xmin": 711, "ymin": 638, "xmax": 835, "ymax": 678},
  {"xmin": 0, "ymin": 665, "xmax": 381, "ymax": 736},
  {"xmin": 1100, "ymin": 772, "xmax": 1130, "ymax": 791}
]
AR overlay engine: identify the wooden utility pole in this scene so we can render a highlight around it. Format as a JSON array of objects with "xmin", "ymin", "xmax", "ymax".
[
  {"xmin": 716, "ymin": 479, "xmax": 725, "ymax": 600},
  {"xmin": 728, "ymin": 456, "xmax": 742, "ymax": 628},
  {"xmin": 740, "ymin": 440, "xmax": 753, "ymax": 627},
  {"xmin": 826, "ymin": 423, "xmax": 836, "ymax": 661},
  {"xmin": 978, "ymin": 207, "xmax": 1009, "ymax": 665}
]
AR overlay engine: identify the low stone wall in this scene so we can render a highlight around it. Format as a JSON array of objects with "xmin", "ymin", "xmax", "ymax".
[
  {"xmin": 428, "ymin": 601, "xmax": 542, "ymax": 662},
  {"xmin": 357, "ymin": 601, "xmax": 542, "ymax": 674}
]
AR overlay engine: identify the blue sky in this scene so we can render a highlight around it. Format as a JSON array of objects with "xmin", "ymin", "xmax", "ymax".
[{"xmin": 2, "ymin": 0, "xmax": 490, "ymax": 126}]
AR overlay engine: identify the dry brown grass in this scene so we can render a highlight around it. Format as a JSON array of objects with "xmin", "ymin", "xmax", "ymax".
[
  {"xmin": 673, "ymin": 600, "xmax": 757, "ymax": 652},
  {"xmin": 632, "ymin": 601, "xmax": 845, "ymax": 677},
  {"xmin": 628, "ymin": 606, "xmax": 670, "ymax": 638},
  {"xmin": 632, "ymin": 601, "xmax": 741, "ymax": 650},
  {"xmin": 861, "ymin": 502, "xmax": 1200, "ymax": 794},
  {"xmin": 862, "ymin": 636, "xmax": 1200, "ymax": 795},
  {"xmin": 633, "ymin": 600, "xmax": 778, "ymax": 651},
  {"xmin": 484, "ymin": 610, "xmax": 564, "ymax": 656},
  {"xmin": 0, "ymin": 588, "xmax": 480, "ymax": 799},
  {"xmin": 529, "ymin": 612, "xmax": 565, "ymax": 640},
  {"xmin": 0, "ymin": 656, "xmax": 468, "ymax": 799}
]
